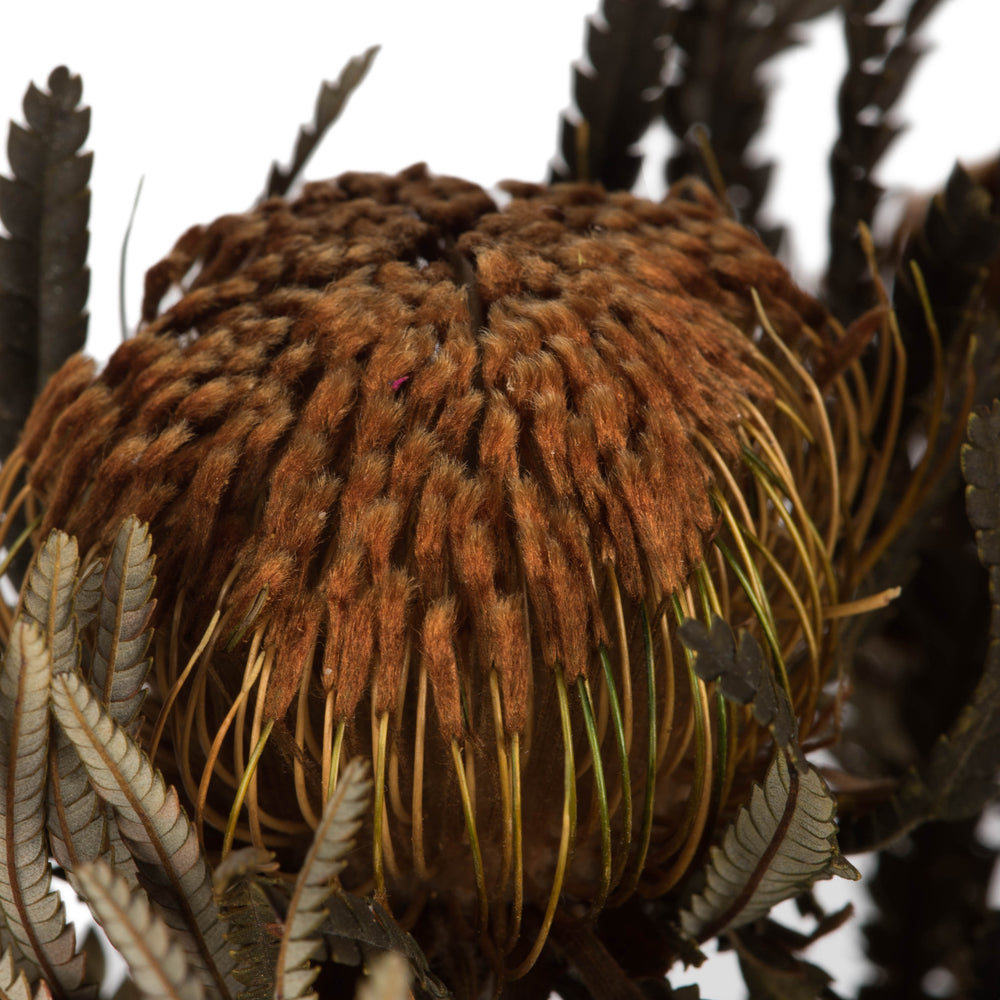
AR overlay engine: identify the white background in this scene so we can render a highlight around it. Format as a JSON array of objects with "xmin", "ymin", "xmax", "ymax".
[
  {"xmin": 2, "ymin": 1, "xmax": 999, "ymax": 997},
  {"xmin": 2, "ymin": 0, "xmax": 999, "ymax": 357}
]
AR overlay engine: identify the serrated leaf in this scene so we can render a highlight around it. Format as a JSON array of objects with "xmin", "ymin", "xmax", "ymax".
[
  {"xmin": 893, "ymin": 165, "xmax": 1000, "ymax": 388},
  {"xmin": 842, "ymin": 401, "xmax": 1000, "ymax": 852},
  {"xmin": 47, "ymin": 720, "xmax": 116, "ymax": 876},
  {"xmin": 826, "ymin": 0, "xmax": 946, "ymax": 319},
  {"xmin": 264, "ymin": 46, "xmax": 379, "ymax": 200},
  {"xmin": 71, "ymin": 562, "xmax": 102, "ymax": 635},
  {"xmin": 212, "ymin": 848, "xmax": 279, "ymax": 1000},
  {"xmin": 89, "ymin": 517, "xmax": 156, "ymax": 730},
  {"xmin": 0, "ymin": 66, "xmax": 91, "ymax": 460},
  {"xmin": 731, "ymin": 925, "xmax": 834, "ymax": 1000},
  {"xmin": 0, "ymin": 944, "xmax": 40, "ymax": 1000},
  {"xmin": 0, "ymin": 620, "xmax": 85, "ymax": 995},
  {"xmin": 76, "ymin": 929, "xmax": 104, "ymax": 994},
  {"xmin": 321, "ymin": 894, "xmax": 451, "ymax": 1000},
  {"xmin": 59, "ymin": 517, "xmax": 155, "ymax": 883},
  {"xmin": 679, "ymin": 616, "xmax": 797, "ymax": 756},
  {"xmin": 21, "ymin": 530, "xmax": 81, "ymax": 674},
  {"xmin": 16, "ymin": 531, "xmax": 115, "ymax": 875},
  {"xmin": 274, "ymin": 759, "xmax": 370, "ymax": 1000},
  {"xmin": 662, "ymin": 0, "xmax": 837, "ymax": 246},
  {"xmin": 551, "ymin": 0, "xmax": 676, "ymax": 191},
  {"xmin": 50, "ymin": 672, "xmax": 234, "ymax": 1000},
  {"xmin": 890, "ymin": 405, "xmax": 1000, "ymax": 816},
  {"xmin": 679, "ymin": 751, "xmax": 859, "ymax": 943},
  {"xmin": 72, "ymin": 860, "xmax": 204, "ymax": 1000}
]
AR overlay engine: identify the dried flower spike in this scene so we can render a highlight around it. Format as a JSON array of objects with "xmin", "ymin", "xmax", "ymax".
[{"xmin": 0, "ymin": 163, "xmax": 910, "ymax": 992}]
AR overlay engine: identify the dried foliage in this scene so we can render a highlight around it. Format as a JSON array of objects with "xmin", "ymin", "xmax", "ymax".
[
  {"xmin": 858, "ymin": 817, "xmax": 999, "ymax": 1000},
  {"xmin": 680, "ymin": 750, "xmax": 859, "ymax": 941},
  {"xmin": 863, "ymin": 400, "xmax": 1000, "ymax": 832},
  {"xmin": 551, "ymin": 0, "xmax": 677, "ymax": 191},
  {"xmin": 0, "ymin": 944, "xmax": 54, "ymax": 1000},
  {"xmin": 680, "ymin": 615, "xmax": 798, "ymax": 753},
  {"xmin": 320, "ymin": 894, "xmax": 447, "ymax": 997},
  {"xmin": 211, "ymin": 848, "xmax": 279, "ymax": 1000},
  {"xmin": 273, "ymin": 759, "xmax": 370, "ymax": 1000},
  {"xmin": 0, "ymin": 621, "xmax": 86, "ymax": 997},
  {"xmin": 24, "ymin": 532, "xmax": 110, "ymax": 877},
  {"xmin": 72, "ymin": 860, "xmax": 205, "ymax": 1000},
  {"xmin": 825, "ymin": 0, "xmax": 945, "ymax": 320},
  {"xmin": 679, "ymin": 618, "xmax": 858, "ymax": 944},
  {"xmin": 2, "ymin": 4, "xmax": 1000, "ymax": 998},
  {"xmin": 892, "ymin": 164, "xmax": 1000, "ymax": 404},
  {"xmin": 264, "ymin": 46, "xmax": 379, "ymax": 200},
  {"xmin": 50, "ymin": 672, "xmax": 238, "ymax": 1000},
  {"xmin": 0, "ymin": 525, "xmax": 445, "ymax": 1000},
  {"xmin": 554, "ymin": 0, "xmax": 838, "ymax": 249},
  {"xmin": 0, "ymin": 67, "xmax": 90, "ymax": 461},
  {"xmin": 663, "ymin": 0, "xmax": 838, "ymax": 249},
  {"xmin": 835, "ymin": 400, "xmax": 1000, "ymax": 850},
  {"xmin": 88, "ymin": 516, "xmax": 155, "ymax": 731}
]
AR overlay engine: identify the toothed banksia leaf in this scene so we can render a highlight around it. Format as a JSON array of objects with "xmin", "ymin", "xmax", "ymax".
[
  {"xmin": 50, "ymin": 515, "xmax": 156, "ymax": 881},
  {"xmin": 679, "ymin": 750, "xmax": 860, "ymax": 942},
  {"xmin": 265, "ymin": 45, "xmax": 379, "ymax": 199},
  {"xmin": 275, "ymin": 759, "xmax": 371, "ymax": 1000},
  {"xmin": 89, "ymin": 515, "xmax": 156, "ymax": 730},
  {"xmin": 211, "ymin": 848, "xmax": 280, "ymax": 1000},
  {"xmin": 49, "ymin": 671, "xmax": 236, "ymax": 1000},
  {"xmin": 0, "ymin": 944, "xmax": 48, "ymax": 1000},
  {"xmin": 0, "ymin": 619, "xmax": 86, "ymax": 995},
  {"xmin": 72, "ymin": 860, "xmax": 205, "ymax": 1000},
  {"xmin": 18, "ymin": 529, "xmax": 113, "ymax": 876},
  {"xmin": 0, "ymin": 65, "xmax": 91, "ymax": 462},
  {"xmin": 20, "ymin": 530, "xmax": 84, "ymax": 674}
]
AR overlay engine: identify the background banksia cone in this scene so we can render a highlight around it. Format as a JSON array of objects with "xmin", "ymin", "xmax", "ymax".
[{"xmin": 2, "ymin": 163, "xmax": 897, "ymax": 994}]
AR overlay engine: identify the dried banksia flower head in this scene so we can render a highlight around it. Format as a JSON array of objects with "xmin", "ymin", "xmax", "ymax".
[{"xmin": 1, "ymin": 163, "xmax": 911, "ymax": 988}]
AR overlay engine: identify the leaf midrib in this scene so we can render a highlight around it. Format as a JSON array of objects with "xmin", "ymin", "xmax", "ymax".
[
  {"xmin": 55, "ymin": 673, "xmax": 232, "ymax": 1000},
  {"xmin": 5, "ymin": 628, "xmax": 63, "ymax": 997},
  {"xmin": 696, "ymin": 751, "xmax": 800, "ymax": 941}
]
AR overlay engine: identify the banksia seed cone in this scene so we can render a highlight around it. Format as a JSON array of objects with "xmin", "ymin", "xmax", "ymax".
[{"xmin": 1, "ymin": 163, "xmax": 901, "ymax": 991}]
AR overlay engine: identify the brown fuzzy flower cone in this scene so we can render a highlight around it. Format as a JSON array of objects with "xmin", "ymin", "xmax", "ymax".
[{"xmin": 0, "ymin": 164, "xmax": 905, "ymax": 986}]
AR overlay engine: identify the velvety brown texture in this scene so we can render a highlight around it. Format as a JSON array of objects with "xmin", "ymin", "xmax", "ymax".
[
  {"xmin": 22, "ymin": 165, "xmax": 823, "ymax": 720},
  {"xmin": 14, "ymin": 165, "xmax": 849, "ymax": 981}
]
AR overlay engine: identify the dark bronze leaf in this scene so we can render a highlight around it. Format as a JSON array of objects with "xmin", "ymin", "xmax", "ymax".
[
  {"xmin": 840, "ymin": 401, "xmax": 1000, "ymax": 852},
  {"xmin": 679, "ymin": 615, "xmax": 797, "ymax": 755},
  {"xmin": 892, "ymin": 165, "xmax": 1000, "ymax": 405},
  {"xmin": 663, "ymin": 0, "xmax": 838, "ymax": 248},
  {"xmin": 894, "ymin": 402, "xmax": 1000, "ymax": 821},
  {"xmin": 321, "ymin": 893, "xmax": 452, "ymax": 1000},
  {"xmin": 857, "ymin": 819, "xmax": 999, "ymax": 1000},
  {"xmin": 212, "ymin": 848, "xmax": 280, "ymax": 1000},
  {"xmin": 0, "ymin": 65, "xmax": 91, "ymax": 489},
  {"xmin": 550, "ymin": 0, "xmax": 676, "ymax": 191},
  {"xmin": 731, "ymin": 924, "xmax": 835, "ymax": 1000},
  {"xmin": 825, "ymin": 0, "xmax": 945, "ymax": 320},
  {"xmin": 264, "ymin": 46, "xmax": 379, "ymax": 201}
]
